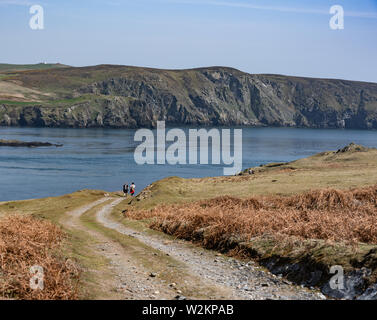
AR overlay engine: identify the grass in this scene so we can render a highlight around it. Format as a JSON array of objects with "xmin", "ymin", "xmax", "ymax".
[
  {"xmin": 60, "ymin": 225, "xmax": 119, "ymax": 300},
  {"xmin": 0, "ymin": 189, "xmax": 105, "ymax": 223},
  {"xmin": 0, "ymin": 63, "xmax": 69, "ymax": 73},
  {"xmin": 45, "ymin": 96, "xmax": 91, "ymax": 106},
  {"xmin": 132, "ymin": 143, "xmax": 377, "ymax": 210},
  {"xmin": 1, "ymin": 63, "xmax": 376, "ymax": 132},
  {"xmin": 128, "ymin": 185, "xmax": 377, "ymax": 288},
  {"xmin": 124, "ymin": 144, "xmax": 377, "ymax": 290},
  {"xmin": 0, "ymin": 190, "xmax": 225, "ymax": 299},
  {"xmin": 0, "ymin": 215, "xmax": 80, "ymax": 300},
  {"xmin": 237, "ymin": 235, "xmax": 377, "ymax": 286},
  {"xmin": 129, "ymin": 185, "xmax": 377, "ymax": 244},
  {"xmin": 79, "ymin": 197, "xmax": 227, "ymax": 299},
  {"xmin": 1, "ymin": 144, "xmax": 377, "ymax": 298},
  {"xmin": 0, "ymin": 100, "xmax": 37, "ymax": 106},
  {"xmin": 59, "ymin": 199, "xmax": 126, "ymax": 300},
  {"xmin": 0, "ymin": 75, "xmax": 10, "ymax": 80},
  {"xmin": 0, "ymin": 189, "xmax": 109, "ymax": 299}
]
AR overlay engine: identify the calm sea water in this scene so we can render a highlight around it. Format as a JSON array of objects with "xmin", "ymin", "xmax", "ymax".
[{"xmin": 1, "ymin": 126, "xmax": 377, "ymax": 202}]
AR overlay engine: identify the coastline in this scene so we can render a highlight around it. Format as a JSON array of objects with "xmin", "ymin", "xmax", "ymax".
[{"xmin": 1, "ymin": 144, "xmax": 377, "ymax": 299}]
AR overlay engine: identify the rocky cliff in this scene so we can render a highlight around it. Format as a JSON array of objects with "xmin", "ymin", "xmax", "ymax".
[{"xmin": 1, "ymin": 65, "xmax": 377, "ymax": 129}]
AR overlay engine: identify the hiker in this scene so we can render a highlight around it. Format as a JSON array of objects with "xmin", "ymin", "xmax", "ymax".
[
  {"xmin": 130, "ymin": 182, "xmax": 135, "ymax": 197},
  {"xmin": 123, "ymin": 184, "xmax": 129, "ymax": 197}
]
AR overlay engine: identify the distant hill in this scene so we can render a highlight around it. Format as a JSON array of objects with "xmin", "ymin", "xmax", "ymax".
[
  {"xmin": 0, "ymin": 64, "xmax": 377, "ymax": 129},
  {"xmin": 0, "ymin": 63, "xmax": 69, "ymax": 73}
]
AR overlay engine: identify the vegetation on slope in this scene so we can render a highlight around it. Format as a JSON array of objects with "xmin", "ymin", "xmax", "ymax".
[
  {"xmin": 133, "ymin": 143, "xmax": 377, "ymax": 209},
  {"xmin": 123, "ymin": 144, "xmax": 377, "ymax": 296},
  {"xmin": 129, "ymin": 185, "xmax": 377, "ymax": 244},
  {"xmin": 0, "ymin": 190, "xmax": 108, "ymax": 299},
  {"xmin": 0, "ymin": 64, "xmax": 377, "ymax": 128},
  {"xmin": 127, "ymin": 186, "xmax": 377, "ymax": 296},
  {"xmin": 1, "ymin": 144, "xmax": 377, "ymax": 299},
  {"xmin": 0, "ymin": 215, "xmax": 80, "ymax": 300},
  {"xmin": 0, "ymin": 63, "xmax": 69, "ymax": 73}
]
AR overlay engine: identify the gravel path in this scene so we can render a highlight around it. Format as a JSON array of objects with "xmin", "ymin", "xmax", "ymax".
[
  {"xmin": 97, "ymin": 198, "xmax": 327, "ymax": 300},
  {"xmin": 62, "ymin": 197, "xmax": 179, "ymax": 299}
]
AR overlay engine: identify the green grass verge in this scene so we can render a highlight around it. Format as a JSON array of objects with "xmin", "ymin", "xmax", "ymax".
[
  {"xmin": 80, "ymin": 198, "xmax": 227, "ymax": 299},
  {"xmin": 131, "ymin": 146, "xmax": 377, "ymax": 210}
]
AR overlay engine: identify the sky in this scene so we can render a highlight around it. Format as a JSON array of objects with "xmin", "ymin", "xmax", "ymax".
[{"xmin": 0, "ymin": 0, "xmax": 376, "ymax": 82}]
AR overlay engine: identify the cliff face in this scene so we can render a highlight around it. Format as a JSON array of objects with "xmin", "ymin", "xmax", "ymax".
[{"xmin": 1, "ymin": 65, "xmax": 377, "ymax": 129}]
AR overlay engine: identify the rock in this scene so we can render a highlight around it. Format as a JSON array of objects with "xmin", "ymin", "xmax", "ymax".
[
  {"xmin": 2, "ymin": 114, "xmax": 11, "ymax": 126},
  {"xmin": 175, "ymin": 295, "xmax": 187, "ymax": 301},
  {"xmin": 321, "ymin": 268, "xmax": 372, "ymax": 300},
  {"xmin": 336, "ymin": 143, "xmax": 368, "ymax": 154},
  {"xmin": 357, "ymin": 283, "xmax": 377, "ymax": 300},
  {"xmin": 2, "ymin": 66, "xmax": 377, "ymax": 130},
  {"xmin": 317, "ymin": 293, "xmax": 327, "ymax": 300},
  {"xmin": 305, "ymin": 271, "xmax": 323, "ymax": 287},
  {"xmin": 149, "ymin": 273, "xmax": 157, "ymax": 278},
  {"xmin": 0, "ymin": 139, "xmax": 63, "ymax": 148}
]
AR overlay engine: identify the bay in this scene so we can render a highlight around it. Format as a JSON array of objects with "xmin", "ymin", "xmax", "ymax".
[{"xmin": 1, "ymin": 126, "xmax": 377, "ymax": 201}]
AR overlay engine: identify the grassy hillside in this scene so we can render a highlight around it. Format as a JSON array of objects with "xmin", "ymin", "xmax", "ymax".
[
  {"xmin": 0, "ymin": 64, "xmax": 377, "ymax": 128},
  {"xmin": 125, "ymin": 144, "xmax": 377, "ymax": 298},
  {"xmin": 1, "ymin": 144, "xmax": 377, "ymax": 299},
  {"xmin": 132, "ymin": 143, "xmax": 377, "ymax": 209},
  {"xmin": 0, "ymin": 63, "xmax": 69, "ymax": 73}
]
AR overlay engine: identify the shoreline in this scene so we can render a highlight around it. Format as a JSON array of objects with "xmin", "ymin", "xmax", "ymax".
[
  {"xmin": 1, "ymin": 124, "xmax": 377, "ymax": 131},
  {"xmin": 1, "ymin": 144, "xmax": 377, "ymax": 300}
]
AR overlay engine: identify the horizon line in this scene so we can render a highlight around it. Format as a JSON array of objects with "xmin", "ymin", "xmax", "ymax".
[{"xmin": 1, "ymin": 61, "xmax": 377, "ymax": 84}]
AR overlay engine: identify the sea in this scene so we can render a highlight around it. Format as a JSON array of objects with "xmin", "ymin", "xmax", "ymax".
[{"xmin": 1, "ymin": 126, "xmax": 377, "ymax": 201}]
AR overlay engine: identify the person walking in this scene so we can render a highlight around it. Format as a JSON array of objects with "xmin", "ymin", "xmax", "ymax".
[
  {"xmin": 130, "ymin": 182, "xmax": 135, "ymax": 197},
  {"xmin": 123, "ymin": 184, "xmax": 129, "ymax": 197}
]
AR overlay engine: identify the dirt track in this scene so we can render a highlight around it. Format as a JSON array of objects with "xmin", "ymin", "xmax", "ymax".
[{"xmin": 61, "ymin": 197, "xmax": 326, "ymax": 300}]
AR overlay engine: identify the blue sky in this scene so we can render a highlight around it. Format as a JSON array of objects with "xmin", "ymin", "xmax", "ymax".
[{"xmin": 0, "ymin": 0, "xmax": 376, "ymax": 82}]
